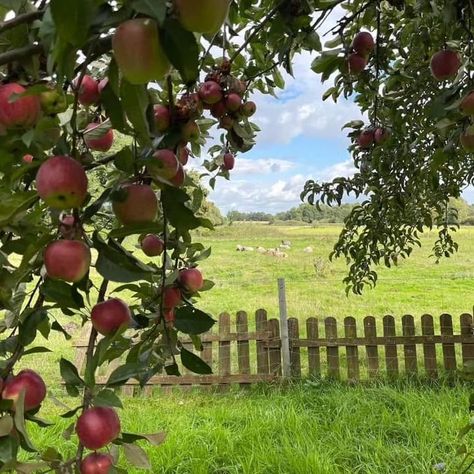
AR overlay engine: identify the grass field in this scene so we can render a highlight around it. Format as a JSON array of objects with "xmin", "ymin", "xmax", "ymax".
[{"xmin": 17, "ymin": 224, "xmax": 474, "ymax": 472}]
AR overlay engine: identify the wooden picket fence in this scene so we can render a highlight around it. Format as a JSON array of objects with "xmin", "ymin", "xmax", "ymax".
[{"xmin": 72, "ymin": 310, "xmax": 474, "ymax": 394}]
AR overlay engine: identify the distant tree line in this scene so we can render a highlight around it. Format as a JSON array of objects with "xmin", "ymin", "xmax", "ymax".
[
  {"xmin": 227, "ymin": 203, "xmax": 356, "ymax": 224},
  {"xmin": 226, "ymin": 199, "xmax": 474, "ymax": 226}
]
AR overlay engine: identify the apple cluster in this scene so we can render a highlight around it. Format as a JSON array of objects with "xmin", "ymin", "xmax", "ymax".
[
  {"xmin": 356, "ymin": 126, "xmax": 391, "ymax": 149},
  {"xmin": 347, "ymin": 31, "xmax": 375, "ymax": 75}
]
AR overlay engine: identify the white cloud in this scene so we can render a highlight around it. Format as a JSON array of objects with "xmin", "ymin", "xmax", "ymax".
[
  {"xmin": 210, "ymin": 160, "xmax": 356, "ymax": 213},
  {"xmin": 233, "ymin": 158, "xmax": 295, "ymax": 175}
]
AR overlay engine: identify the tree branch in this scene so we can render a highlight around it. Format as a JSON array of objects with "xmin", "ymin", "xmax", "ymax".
[
  {"xmin": 0, "ymin": 43, "xmax": 43, "ymax": 67},
  {"xmin": 0, "ymin": 10, "xmax": 43, "ymax": 35}
]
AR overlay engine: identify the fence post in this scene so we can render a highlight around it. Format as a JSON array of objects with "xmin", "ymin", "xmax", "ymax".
[{"xmin": 278, "ymin": 278, "xmax": 291, "ymax": 378}]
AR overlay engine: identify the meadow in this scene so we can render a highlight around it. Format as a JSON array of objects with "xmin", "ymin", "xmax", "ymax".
[{"xmin": 20, "ymin": 224, "xmax": 474, "ymax": 472}]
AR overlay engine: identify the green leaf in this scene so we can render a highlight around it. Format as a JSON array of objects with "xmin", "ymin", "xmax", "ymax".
[
  {"xmin": 101, "ymin": 81, "xmax": 128, "ymax": 132},
  {"xmin": 59, "ymin": 358, "xmax": 84, "ymax": 397},
  {"xmin": 0, "ymin": 415, "xmax": 13, "ymax": 437},
  {"xmin": 0, "ymin": 435, "xmax": 18, "ymax": 464},
  {"xmin": 93, "ymin": 389, "xmax": 123, "ymax": 409},
  {"xmin": 106, "ymin": 363, "xmax": 141, "ymax": 387},
  {"xmin": 114, "ymin": 147, "xmax": 134, "ymax": 173},
  {"xmin": 121, "ymin": 431, "xmax": 166, "ymax": 446},
  {"xmin": 50, "ymin": 0, "xmax": 94, "ymax": 47},
  {"xmin": 180, "ymin": 347, "xmax": 212, "ymax": 374},
  {"xmin": 162, "ymin": 188, "xmax": 202, "ymax": 231},
  {"xmin": 132, "ymin": 0, "xmax": 167, "ymax": 24},
  {"xmin": 18, "ymin": 309, "xmax": 48, "ymax": 346},
  {"xmin": 160, "ymin": 19, "xmax": 199, "ymax": 85},
  {"xmin": 175, "ymin": 306, "xmax": 215, "ymax": 335},
  {"xmin": 122, "ymin": 443, "xmax": 151, "ymax": 469},
  {"xmin": 22, "ymin": 347, "xmax": 52, "ymax": 356},
  {"xmin": 13, "ymin": 390, "xmax": 36, "ymax": 451},
  {"xmin": 120, "ymin": 80, "xmax": 151, "ymax": 146},
  {"xmin": 0, "ymin": 191, "xmax": 37, "ymax": 227},
  {"xmin": 93, "ymin": 232, "xmax": 154, "ymax": 283},
  {"xmin": 40, "ymin": 279, "xmax": 84, "ymax": 309}
]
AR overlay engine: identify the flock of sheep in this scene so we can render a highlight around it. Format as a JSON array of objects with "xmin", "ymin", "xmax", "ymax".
[{"xmin": 235, "ymin": 240, "xmax": 314, "ymax": 258}]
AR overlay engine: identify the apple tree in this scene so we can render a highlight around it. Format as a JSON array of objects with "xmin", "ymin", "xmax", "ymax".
[
  {"xmin": 0, "ymin": 0, "xmax": 331, "ymax": 471},
  {"xmin": 301, "ymin": 0, "xmax": 474, "ymax": 294}
]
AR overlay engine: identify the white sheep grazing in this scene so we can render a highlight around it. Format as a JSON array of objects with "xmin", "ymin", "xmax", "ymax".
[
  {"xmin": 256, "ymin": 246, "xmax": 266, "ymax": 253},
  {"xmin": 243, "ymin": 246, "xmax": 255, "ymax": 252},
  {"xmin": 303, "ymin": 246, "xmax": 314, "ymax": 253},
  {"xmin": 236, "ymin": 245, "xmax": 244, "ymax": 251},
  {"xmin": 281, "ymin": 240, "xmax": 291, "ymax": 246},
  {"xmin": 274, "ymin": 251, "xmax": 288, "ymax": 258},
  {"xmin": 279, "ymin": 244, "xmax": 291, "ymax": 250}
]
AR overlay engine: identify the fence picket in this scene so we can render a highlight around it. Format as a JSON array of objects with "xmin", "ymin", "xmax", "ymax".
[
  {"xmin": 440, "ymin": 313, "xmax": 456, "ymax": 372},
  {"xmin": 344, "ymin": 317, "xmax": 359, "ymax": 382},
  {"xmin": 402, "ymin": 315, "xmax": 417, "ymax": 374},
  {"xmin": 325, "ymin": 317, "xmax": 340, "ymax": 379},
  {"xmin": 236, "ymin": 311, "xmax": 250, "ymax": 387},
  {"xmin": 256, "ymin": 309, "xmax": 269, "ymax": 375},
  {"xmin": 383, "ymin": 315, "xmax": 398, "ymax": 378},
  {"xmin": 364, "ymin": 316, "xmax": 379, "ymax": 378},
  {"xmin": 219, "ymin": 313, "xmax": 231, "ymax": 390},
  {"xmin": 288, "ymin": 318, "xmax": 301, "ymax": 377},
  {"xmin": 421, "ymin": 314, "xmax": 437, "ymax": 378},
  {"xmin": 307, "ymin": 317, "xmax": 320, "ymax": 377},
  {"xmin": 460, "ymin": 314, "xmax": 474, "ymax": 365},
  {"xmin": 268, "ymin": 318, "xmax": 281, "ymax": 376}
]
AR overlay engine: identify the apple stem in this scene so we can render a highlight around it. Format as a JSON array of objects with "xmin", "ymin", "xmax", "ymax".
[{"xmin": 75, "ymin": 277, "xmax": 109, "ymax": 466}]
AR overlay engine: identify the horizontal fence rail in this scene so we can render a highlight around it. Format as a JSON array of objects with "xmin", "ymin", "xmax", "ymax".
[{"xmin": 71, "ymin": 311, "xmax": 474, "ymax": 394}]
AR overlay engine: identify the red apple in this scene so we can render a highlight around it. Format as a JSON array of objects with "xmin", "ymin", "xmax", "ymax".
[
  {"xmin": 177, "ymin": 146, "xmax": 189, "ymax": 166},
  {"xmin": 225, "ymin": 93, "xmax": 242, "ymax": 112},
  {"xmin": 460, "ymin": 92, "xmax": 474, "ymax": 115},
  {"xmin": 112, "ymin": 184, "xmax": 158, "ymax": 225},
  {"xmin": 80, "ymin": 452, "xmax": 113, "ymax": 474},
  {"xmin": 374, "ymin": 127, "xmax": 391, "ymax": 145},
  {"xmin": 22, "ymin": 154, "xmax": 34, "ymax": 164},
  {"xmin": 91, "ymin": 298, "xmax": 132, "ymax": 336},
  {"xmin": 430, "ymin": 49, "xmax": 461, "ymax": 81},
  {"xmin": 164, "ymin": 308, "xmax": 175, "ymax": 326},
  {"xmin": 352, "ymin": 32, "xmax": 375, "ymax": 56},
  {"xmin": 219, "ymin": 115, "xmax": 234, "ymax": 130},
  {"xmin": 357, "ymin": 130, "xmax": 374, "ymax": 149},
  {"xmin": 84, "ymin": 123, "xmax": 114, "ymax": 152},
  {"xmin": 2, "ymin": 370, "xmax": 46, "ymax": 411},
  {"xmin": 181, "ymin": 121, "xmax": 200, "ymax": 142},
  {"xmin": 223, "ymin": 152, "xmax": 235, "ymax": 170},
  {"xmin": 44, "ymin": 240, "xmax": 91, "ymax": 283},
  {"xmin": 240, "ymin": 101, "xmax": 256, "ymax": 117},
  {"xmin": 76, "ymin": 407, "xmax": 121, "ymax": 450},
  {"xmin": 36, "ymin": 156, "xmax": 88, "ymax": 209},
  {"xmin": 461, "ymin": 125, "xmax": 474, "ymax": 152},
  {"xmin": 179, "ymin": 268, "xmax": 203, "ymax": 293},
  {"xmin": 170, "ymin": 164, "xmax": 185, "ymax": 187},
  {"xmin": 174, "ymin": 0, "xmax": 231, "ymax": 34},
  {"xmin": 0, "ymin": 83, "xmax": 41, "ymax": 129},
  {"xmin": 163, "ymin": 287, "xmax": 182, "ymax": 309},
  {"xmin": 75, "ymin": 75, "xmax": 100, "ymax": 106},
  {"xmin": 141, "ymin": 234, "xmax": 164, "ymax": 257},
  {"xmin": 198, "ymin": 81, "xmax": 223, "ymax": 105},
  {"xmin": 148, "ymin": 149, "xmax": 179, "ymax": 181},
  {"xmin": 154, "ymin": 104, "xmax": 171, "ymax": 133},
  {"xmin": 112, "ymin": 18, "xmax": 170, "ymax": 84},
  {"xmin": 229, "ymin": 78, "xmax": 247, "ymax": 95},
  {"xmin": 210, "ymin": 101, "xmax": 227, "ymax": 118},
  {"xmin": 348, "ymin": 53, "xmax": 368, "ymax": 74},
  {"xmin": 98, "ymin": 78, "xmax": 109, "ymax": 95}
]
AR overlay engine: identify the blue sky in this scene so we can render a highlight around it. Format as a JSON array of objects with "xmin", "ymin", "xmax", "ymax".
[{"xmin": 207, "ymin": 52, "xmax": 361, "ymax": 214}]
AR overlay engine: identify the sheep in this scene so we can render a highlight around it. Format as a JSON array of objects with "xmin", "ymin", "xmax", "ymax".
[
  {"xmin": 279, "ymin": 244, "xmax": 291, "ymax": 250},
  {"xmin": 303, "ymin": 246, "xmax": 314, "ymax": 253},
  {"xmin": 281, "ymin": 240, "xmax": 291, "ymax": 246},
  {"xmin": 256, "ymin": 246, "xmax": 266, "ymax": 253}
]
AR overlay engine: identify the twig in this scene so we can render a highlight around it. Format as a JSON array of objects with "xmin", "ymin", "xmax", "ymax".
[
  {"xmin": 372, "ymin": 2, "xmax": 382, "ymax": 126},
  {"xmin": 75, "ymin": 278, "xmax": 109, "ymax": 466},
  {"xmin": 324, "ymin": 0, "xmax": 377, "ymax": 37},
  {"xmin": 0, "ymin": 10, "xmax": 43, "ymax": 35},
  {"xmin": 0, "ymin": 43, "xmax": 43, "ymax": 67},
  {"xmin": 229, "ymin": 2, "xmax": 284, "ymax": 63}
]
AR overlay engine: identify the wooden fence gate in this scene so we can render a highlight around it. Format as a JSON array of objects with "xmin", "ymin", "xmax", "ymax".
[{"xmin": 72, "ymin": 309, "xmax": 474, "ymax": 394}]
